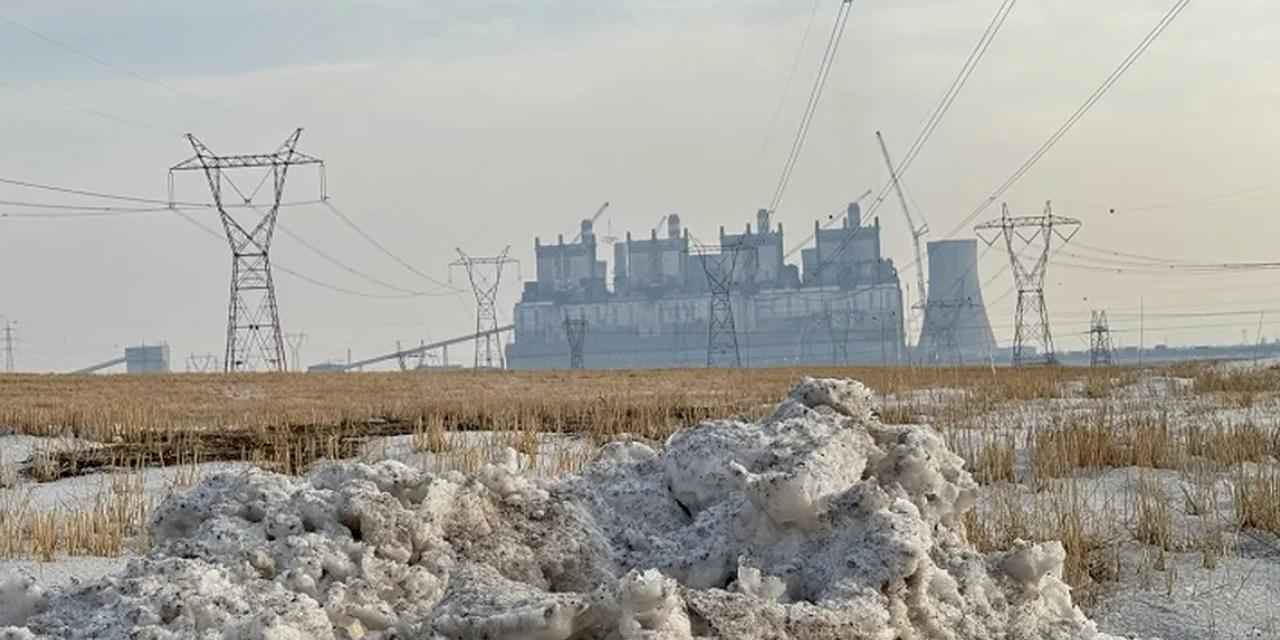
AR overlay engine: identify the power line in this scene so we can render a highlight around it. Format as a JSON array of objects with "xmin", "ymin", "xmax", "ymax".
[
  {"xmin": 0, "ymin": 14, "xmax": 234, "ymax": 117},
  {"xmin": 864, "ymin": 0, "xmax": 1018, "ymax": 221},
  {"xmin": 767, "ymin": 0, "xmax": 857, "ymax": 215},
  {"xmin": 943, "ymin": 0, "xmax": 1192, "ymax": 240},
  {"xmin": 1, "ymin": 174, "xmax": 460, "ymax": 299},
  {"xmin": 255, "ymin": 206, "xmax": 459, "ymax": 298},
  {"xmin": 755, "ymin": 0, "xmax": 823, "ymax": 171},
  {"xmin": 0, "ymin": 199, "xmax": 324, "ymax": 219},
  {"xmin": 321, "ymin": 200, "xmax": 462, "ymax": 292},
  {"xmin": 170, "ymin": 207, "xmax": 430, "ymax": 300},
  {"xmin": 807, "ymin": 0, "xmax": 1019, "ymax": 279},
  {"xmin": 0, "ymin": 175, "xmax": 197, "ymax": 206}
]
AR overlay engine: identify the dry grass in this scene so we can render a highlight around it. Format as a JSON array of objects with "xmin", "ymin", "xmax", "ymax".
[
  {"xmin": 963, "ymin": 479, "xmax": 1120, "ymax": 604},
  {"xmin": 0, "ymin": 456, "xmax": 211, "ymax": 560},
  {"xmin": 0, "ymin": 366, "xmax": 1113, "ymax": 479},
  {"xmin": 1233, "ymin": 464, "xmax": 1280, "ymax": 536},
  {"xmin": 5, "ymin": 360, "xmax": 1279, "ymax": 575},
  {"xmin": 1133, "ymin": 473, "xmax": 1173, "ymax": 552}
]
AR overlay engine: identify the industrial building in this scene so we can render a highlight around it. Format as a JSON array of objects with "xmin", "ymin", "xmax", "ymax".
[
  {"xmin": 73, "ymin": 344, "xmax": 172, "ymax": 374},
  {"xmin": 507, "ymin": 204, "xmax": 907, "ymax": 369},
  {"xmin": 916, "ymin": 239, "xmax": 998, "ymax": 364}
]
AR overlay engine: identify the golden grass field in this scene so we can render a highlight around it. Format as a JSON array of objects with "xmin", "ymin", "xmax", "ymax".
[
  {"xmin": 0, "ymin": 365, "xmax": 1115, "ymax": 476},
  {"xmin": 1, "ymin": 361, "xmax": 1277, "ymax": 587}
]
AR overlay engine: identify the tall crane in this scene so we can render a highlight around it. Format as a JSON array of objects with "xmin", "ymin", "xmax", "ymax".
[
  {"xmin": 571, "ymin": 201, "xmax": 611, "ymax": 243},
  {"xmin": 876, "ymin": 130, "xmax": 929, "ymax": 309},
  {"xmin": 781, "ymin": 189, "xmax": 873, "ymax": 260}
]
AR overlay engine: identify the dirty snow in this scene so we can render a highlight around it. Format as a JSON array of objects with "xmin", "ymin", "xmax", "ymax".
[{"xmin": 1, "ymin": 378, "xmax": 1119, "ymax": 639}]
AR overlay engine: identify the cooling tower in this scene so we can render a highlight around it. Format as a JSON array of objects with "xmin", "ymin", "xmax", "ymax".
[{"xmin": 917, "ymin": 239, "xmax": 997, "ymax": 363}]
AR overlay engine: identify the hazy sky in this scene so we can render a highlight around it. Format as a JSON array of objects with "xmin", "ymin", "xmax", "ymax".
[{"xmin": 2, "ymin": 1, "xmax": 1278, "ymax": 371}]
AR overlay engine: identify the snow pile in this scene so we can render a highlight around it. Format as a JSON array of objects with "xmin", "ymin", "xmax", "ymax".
[{"xmin": 3, "ymin": 377, "xmax": 1115, "ymax": 639}]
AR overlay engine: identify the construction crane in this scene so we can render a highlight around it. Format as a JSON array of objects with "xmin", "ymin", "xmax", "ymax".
[
  {"xmin": 571, "ymin": 201, "xmax": 611, "ymax": 243},
  {"xmin": 876, "ymin": 130, "xmax": 929, "ymax": 309},
  {"xmin": 781, "ymin": 189, "xmax": 873, "ymax": 260}
]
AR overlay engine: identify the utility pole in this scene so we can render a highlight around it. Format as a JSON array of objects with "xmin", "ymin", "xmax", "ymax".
[
  {"xmin": 1253, "ymin": 312, "xmax": 1267, "ymax": 363},
  {"xmin": 1089, "ymin": 310, "xmax": 1114, "ymax": 367},
  {"xmin": 562, "ymin": 312, "xmax": 588, "ymax": 370},
  {"xmin": 975, "ymin": 201, "xmax": 1081, "ymax": 366},
  {"xmin": 697, "ymin": 243, "xmax": 748, "ymax": 368},
  {"xmin": 1138, "ymin": 297, "xmax": 1145, "ymax": 367},
  {"xmin": 451, "ymin": 247, "xmax": 518, "ymax": 369},
  {"xmin": 2, "ymin": 320, "xmax": 15, "ymax": 372},
  {"xmin": 169, "ymin": 128, "xmax": 325, "ymax": 373}
]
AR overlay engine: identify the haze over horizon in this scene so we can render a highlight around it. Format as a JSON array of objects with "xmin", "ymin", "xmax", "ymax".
[{"xmin": 1, "ymin": 0, "xmax": 1276, "ymax": 371}]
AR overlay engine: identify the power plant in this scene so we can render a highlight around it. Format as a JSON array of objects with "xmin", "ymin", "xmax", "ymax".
[
  {"xmin": 916, "ymin": 239, "xmax": 998, "ymax": 364},
  {"xmin": 506, "ymin": 204, "xmax": 909, "ymax": 369},
  {"xmin": 73, "ymin": 344, "xmax": 172, "ymax": 374}
]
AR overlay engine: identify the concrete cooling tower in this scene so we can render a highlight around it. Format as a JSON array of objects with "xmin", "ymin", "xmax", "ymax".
[{"xmin": 917, "ymin": 239, "xmax": 997, "ymax": 363}]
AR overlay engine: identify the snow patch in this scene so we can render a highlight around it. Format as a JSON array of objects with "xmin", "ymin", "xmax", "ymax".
[{"xmin": 8, "ymin": 377, "xmax": 1114, "ymax": 639}]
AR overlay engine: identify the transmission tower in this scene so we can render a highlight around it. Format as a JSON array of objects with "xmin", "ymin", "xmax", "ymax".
[
  {"xmin": 697, "ymin": 243, "xmax": 747, "ymax": 368},
  {"xmin": 562, "ymin": 312, "xmax": 588, "ymax": 370},
  {"xmin": 451, "ymin": 247, "xmax": 517, "ymax": 369},
  {"xmin": 823, "ymin": 301, "xmax": 851, "ymax": 364},
  {"xmin": 186, "ymin": 353, "xmax": 220, "ymax": 372},
  {"xmin": 925, "ymin": 300, "xmax": 978, "ymax": 365},
  {"xmin": 1089, "ymin": 310, "xmax": 1114, "ymax": 367},
  {"xmin": 169, "ymin": 129, "xmax": 325, "ymax": 373},
  {"xmin": 285, "ymin": 332, "xmax": 307, "ymax": 372},
  {"xmin": 2, "ymin": 320, "xmax": 15, "ymax": 372},
  {"xmin": 395, "ymin": 339, "xmax": 429, "ymax": 371},
  {"xmin": 975, "ymin": 201, "xmax": 1081, "ymax": 366}
]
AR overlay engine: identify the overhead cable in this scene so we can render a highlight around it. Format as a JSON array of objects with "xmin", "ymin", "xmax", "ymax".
[
  {"xmin": 943, "ymin": 0, "xmax": 1192, "ymax": 239},
  {"xmin": 864, "ymin": 0, "xmax": 1018, "ymax": 221},
  {"xmin": 322, "ymin": 200, "xmax": 463, "ymax": 292},
  {"xmin": 809, "ymin": 0, "xmax": 1019, "ymax": 276},
  {"xmin": 168, "ymin": 208, "xmax": 447, "ymax": 300},
  {"xmin": 767, "ymin": 0, "xmax": 857, "ymax": 215}
]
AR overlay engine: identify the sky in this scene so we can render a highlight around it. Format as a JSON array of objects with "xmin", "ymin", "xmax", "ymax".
[{"xmin": 1, "ymin": 0, "xmax": 1279, "ymax": 372}]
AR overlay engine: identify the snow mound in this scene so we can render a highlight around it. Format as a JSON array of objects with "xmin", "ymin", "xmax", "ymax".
[{"xmin": 5, "ymin": 377, "xmax": 1115, "ymax": 639}]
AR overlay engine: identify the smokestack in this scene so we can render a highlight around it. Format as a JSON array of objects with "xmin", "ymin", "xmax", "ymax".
[
  {"xmin": 917, "ymin": 239, "xmax": 997, "ymax": 363},
  {"xmin": 848, "ymin": 202, "xmax": 862, "ymax": 228},
  {"xmin": 667, "ymin": 214, "xmax": 681, "ymax": 240},
  {"xmin": 757, "ymin": 209, "xmax": 771, "ymax": 234},
  {"xmin": 581, "ymin": 219, "xmax": 595, "ymax": 242}
]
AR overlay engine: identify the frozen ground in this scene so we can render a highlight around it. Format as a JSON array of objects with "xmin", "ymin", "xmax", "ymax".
[
  {"xmin": 1095, "ymin": 545, "xmax": 1280, "ymax": 639},
  {"xmin": 1, "ymin": 378, "xmax": 1117, "ymax": 639},
  {"xmin": 1, "ymin": 369, "xmax": 1277, "ymax": 638}
]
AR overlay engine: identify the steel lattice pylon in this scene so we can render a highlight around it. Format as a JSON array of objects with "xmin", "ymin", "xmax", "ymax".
[
  {"xmin": 170, "ymin": 129, "xmax": 324, "ymax": 372},
  {"xmin": 451, "ymin": 247, "xmax": 517, "ymax": 369},
  {"xmin": 562, "ymin": 312, "xmax": 588, "ymax": 370},
  {"xmin": 975, "ymin": 201, "xmax": 1081, "ymax": 367},
  {"xmin": 697, "ymin": 244, "xmax": 748, "ymax": 368},
  {"xmin": 924, "ymin": 300, "xmax": 965, "ymax": 364},
  {"xmin": 824, "ymin": 301, "xmax": 851, "ymax": 364},
  {"xmin": 1089, "ymin": 310, "xmax": 1115, "ymax": 367}
]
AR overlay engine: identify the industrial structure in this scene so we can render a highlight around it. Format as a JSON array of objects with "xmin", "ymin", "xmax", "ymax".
[
  {"xmin": 451, "ymin": 248, "xmax": 518, "ymax": 369},
  {"xmin": 506, "ymin": 204, "xmax": 907, "ymax": 369},
  {"xmin": 169, "ymin": 128, "xmax": 325, "ymax": 373},
  {"xmin": 2, "ymin": 320, "xmax": 14, "ymax": 372},
  {"xmin": 1089, "ymin": 311, "xmax": 1115, "ymax": 367},
  {"xmin": 73, "ymin": 344, "xmax": 171, "ymax": 374},
  {"xmin": 976, "ymin": 202, "xmax": 1081, "ymax": 367},
  {"xmin": 916, "ymin": 239, "xmax": 998, "ymax": 364}
]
